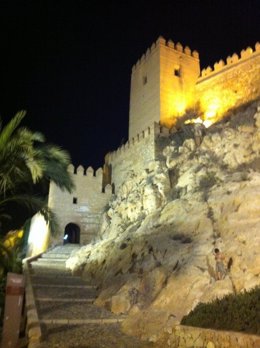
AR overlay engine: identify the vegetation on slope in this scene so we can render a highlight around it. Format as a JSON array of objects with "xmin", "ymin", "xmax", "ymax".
[{"xmin": 181, "ymin": 286, "xmax": 260, "ymax": 335}]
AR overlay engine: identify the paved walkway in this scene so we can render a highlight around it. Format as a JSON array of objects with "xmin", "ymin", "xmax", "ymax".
[{"xmin": 29, "ymin": 244, "xmax": 154, "ymax": 348}]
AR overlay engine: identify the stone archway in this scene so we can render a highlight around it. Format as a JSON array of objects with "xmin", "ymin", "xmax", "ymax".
[{"xmin": 64, "ymin": 223, "xmax": 80, "ymax": 244}]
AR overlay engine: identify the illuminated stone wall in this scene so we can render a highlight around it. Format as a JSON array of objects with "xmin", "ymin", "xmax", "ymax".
[
  {"xmin": 129, "ymin": 37, "xmax": 200, "ymax": 138},
  {"xmin": 130, "ymin": 37, "xmax": 260, "ymax": 131},
  {"xmin": 106, "ymin": 123, "xmax": 170, "ymax": 191},
  {"xmin": 48, "ymin": 38, "xmax": 260, "ymax": 246},
  {"xmin": 160, "ymin": 39, "xmax": 200, "ymax": 128},
  {"xmin": 196, "ymin": 43, "xmax": 260, "ymax": 124},
  {"xmin": 129, "ymin": 40, "xmax": 160, "ymax": 139},
  {"xmin": 48, "ymin": 165, "xmax": 112, "ymax": 244}
]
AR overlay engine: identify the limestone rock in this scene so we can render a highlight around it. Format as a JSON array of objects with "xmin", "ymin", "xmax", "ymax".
[{"xmin": 66, "ymin": 101, "xmax": 260, "ymax": 342}]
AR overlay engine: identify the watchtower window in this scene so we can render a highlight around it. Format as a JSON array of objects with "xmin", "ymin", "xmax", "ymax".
[
  {"xmin": 143, "ymin": 75, "xmax": 147, "ymax": 85},
  {"xmin": 174, "ymin": 68, "xmax": 181, "ymax": 77},
  {"xmin": 73, "ymin": 197, "xmax": 78, "ymax": 204}
]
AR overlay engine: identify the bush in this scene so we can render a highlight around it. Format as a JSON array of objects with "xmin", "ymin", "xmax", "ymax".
[{"xmin": 181, "ymin": 286, "xmax": 260, "ymax": 335}]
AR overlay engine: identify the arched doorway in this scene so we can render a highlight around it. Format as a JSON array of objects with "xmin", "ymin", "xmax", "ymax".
[{"xmin": 64, "ymin": 223, "xmax": 80, "ymax": 244}]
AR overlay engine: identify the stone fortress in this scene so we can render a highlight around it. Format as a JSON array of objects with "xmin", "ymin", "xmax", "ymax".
[{"xmin": 48, "ymin": 36, "xmax": 260, "ymax": 245}]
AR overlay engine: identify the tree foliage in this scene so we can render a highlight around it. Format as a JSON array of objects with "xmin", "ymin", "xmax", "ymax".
[{"xmin": 0, "ymin": 111, "xmax": 74, "ymax": 232}]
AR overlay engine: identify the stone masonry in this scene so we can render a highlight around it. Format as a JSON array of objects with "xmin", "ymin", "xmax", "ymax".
[{"xmin": 48, "ymin": 36, "xmax": 260, "ymax": 245}]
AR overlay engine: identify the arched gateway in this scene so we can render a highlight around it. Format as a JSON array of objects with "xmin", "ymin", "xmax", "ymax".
[{"xmin": 64, "ymin": 223, "xmax": 80, "ymax": 244}]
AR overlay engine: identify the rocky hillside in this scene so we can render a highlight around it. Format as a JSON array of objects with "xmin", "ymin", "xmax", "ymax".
[{"xmin": 66, "ymin": 100, "xmax": 260, "ymax": 344}]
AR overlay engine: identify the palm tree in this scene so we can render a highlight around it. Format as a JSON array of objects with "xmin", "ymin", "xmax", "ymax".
[
  {"xmin": 0, "ymin": 111, "xmax": 75, "ymax": 322},
  {"xmin": 0, "ymin": 111, "xmax": 74, "ymax": 233}
]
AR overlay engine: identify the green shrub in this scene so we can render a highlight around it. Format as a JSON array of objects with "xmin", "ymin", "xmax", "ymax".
[{"xmin": 181, "ymin": 286, "xmax": 260, "ymax": 335}]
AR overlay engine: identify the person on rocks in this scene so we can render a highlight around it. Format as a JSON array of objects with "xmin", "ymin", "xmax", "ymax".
[
  {"xmin": 214, "ymin": 248, "xmax": 226, "ymax": 280},
  {"xmin": 193, "ymin": 122, "xmax": 205, "ymax": 147}
]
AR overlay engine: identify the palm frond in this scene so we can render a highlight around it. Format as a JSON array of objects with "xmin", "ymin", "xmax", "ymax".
[
  {"xmin": 0, "ymin": 111, "xmax": 26, "ymax": 152},
  {"xmin": 0, "ymin": 194, "xmax": 45, "ymax": 213},
  {"xmin": 40, "ymin": 205, "xmax": 59, "ymax": 236}
]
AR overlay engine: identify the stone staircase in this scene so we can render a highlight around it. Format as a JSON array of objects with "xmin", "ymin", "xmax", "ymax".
[{"xmin": 28, "ymin": 244, "xmax": 152, "ymax": 348}]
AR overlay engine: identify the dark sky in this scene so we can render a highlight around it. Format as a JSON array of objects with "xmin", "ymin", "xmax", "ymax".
[{"xmin": 0, "ymin": 0, "xmax": 259, "ymax": 169}]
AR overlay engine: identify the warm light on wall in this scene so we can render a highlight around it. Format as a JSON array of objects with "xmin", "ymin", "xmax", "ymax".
[
  {"xmin": 27, "ymin": 213, "xmax": 50, "ymax": 257},
  {"xmin": 162, "ymin": 92, "xmax": 193, "ymax": 127},
  {"xmin": 165, "ymin": 87, "xmax": 238, "ymax": 129},
  {"xmin": 173, "ymin": 95, "xmax": 187, "ymax": 116},
  {"xmin": 200, "ymin": 89, "xmax": 238, "ymax": 125}
]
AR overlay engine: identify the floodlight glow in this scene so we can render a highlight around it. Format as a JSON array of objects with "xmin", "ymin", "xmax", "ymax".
[{"xmin": 27, "ymin": 213, "xmax": 50, "ymax": 256}]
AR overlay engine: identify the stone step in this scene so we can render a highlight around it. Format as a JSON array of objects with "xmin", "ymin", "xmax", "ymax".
[
  {"xmin": 38, "ymin": 323, "xmax": 153, "ymax": 348},
  {"xmin": 33, "ymin": 284, "xmax": 95, "ymax": 289},
  {"xmin": 40, "ymin": 318, "xmax": 125, "ymax": 325},
  {"xmin": 37, "ymin": 301, "xmax": 125, "ymax": 321},
  {"xmin": 48, "ymin": 245, "xmax": 81, "ymax": 252},
  {"xmin": 27, "ymin": 245, "xmax": 152, "ymax": 348},
  {"xmin": 34, "ymin": 286, "xmax": 96, "ymax": 300},
  {"xmin": 34, "ymin": 257, "xmax": 67, "ymax": 265},
  {"xmin": 33, "ymin": 283, "xmax": 96, "ymax": 291},
  {"xmin": 31, "ymin": 273, "xmax": 85, "ymax": 287},
  {"xmin": 37, "ymin": 297, "xmax": 95, "ymax": 303},
  {"xmin": 45, "ymin": 250, "xmax": 78, "ymax": 256},
  {"xmin": 30, "ymin": 269, "xmax": 71, "ymax": 276},
  {"xmin": 41, "ymin": 253, "xmax": 69, "ymax": 259},
  {"xmin": 32, "ymin": 262, "xmax": 67, "ymax": 268}
]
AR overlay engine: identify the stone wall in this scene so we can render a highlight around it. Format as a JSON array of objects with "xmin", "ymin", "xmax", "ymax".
[
  {"xmin": 160, "ymin": 38, "xmax": 200, "ymax": 128},
  {"xmin": 165, "ymin": 324, "xmax": 260, "ymax": 348},
  {"xmin": 129, "ymin": 39, "xmax": 160, "ymax": 139},
  {"xmin": 129, "ymin": 37, "xmax": 200, "ymax": 138},
  {"xmin": 129, "ymin": 37, "xmax": 260, "ymax": 133},
  {"xmin": 196, "ymin": 43, "xmax": 260, "ymax": 123},
  {"xmin": 48, "ymin": 165, "xmax": 112, "ymax": 244},
  {"xmin": 105, "ymin": 122, "xmax": 171, "ymax": 191},
  {"xmin": 48, "ymin": 38, "xmax": 260, "ymax": 246}
]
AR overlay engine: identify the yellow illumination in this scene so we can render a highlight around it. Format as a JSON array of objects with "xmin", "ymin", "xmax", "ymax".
[
  {"xmin": 3, "ymin": 229, "xmax": 24, "ymax": 250},
  {"xmin": 174, "ymin": 97, "xmax": 187, "ymax": 115},
  {"xmin": 162, "ymin": 92, "xmax": 193, "ymax": 127},
  {"xmin": 200, "ymin": 89, "xmax": 237, "ymax": 125},
  {"xmin": 161, "ymin": 82, "xmax": 239, "ymax": 130},
  {"xmin": 184, "ymin": 116, "xmax": 213, "ymax": 128}
]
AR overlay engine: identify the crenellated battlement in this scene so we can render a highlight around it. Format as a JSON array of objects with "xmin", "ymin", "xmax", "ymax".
[
  {"xmin": 200, "ymin": 42, "xmax": 260, "ymax": 79},
  {"xmin": 66, "ymin": 164, "xmax": 112, "ymax": 194},
  {"xmin": 132, "ymin": 36, "xmax": 199, "ymax": 73},
  {"xmin": 49, "ymin": 35, "xmax": 260, "ymax": 246},
  {"xmin": 67, "ymin": 164, "xmax": 103, "ymax": 177},
  {"xmin": 106, "ymin": 122, "xmax": 170, "ymax": 163}
]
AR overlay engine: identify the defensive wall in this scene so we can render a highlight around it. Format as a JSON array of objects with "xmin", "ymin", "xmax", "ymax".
[
  {"xmin": 196, "ymin": 42, "xmax": 260, "ymax": 123},
  {"xmin": 48, "ymin": 164, "xmax": 112, "ymax": 244},
  {"xmin": 105, "ymin": 122, "xmax": 171, "ymax": 191},
  {"xmin": 48, "ymin": 37, "xmax": 260, "ymax": 246},
  {"xmin": 130, "ymin": 37, "xmax": 260, "ymax": 133},
  {"xmin": 129, "ymin": 36, "xmax": 200, "ymax": 138},
  {"xmin": 166, "ymin": 324, "xmax": 260, "ymax": 348},
  {"xmin": 109, "ymin": 39, "xmax": 260, "ymax": 193}
]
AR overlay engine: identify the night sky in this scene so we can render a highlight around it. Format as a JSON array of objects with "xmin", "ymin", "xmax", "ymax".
[{"xmin": 0, "ymin": 0, "xmax": 259, "ymax": 169}]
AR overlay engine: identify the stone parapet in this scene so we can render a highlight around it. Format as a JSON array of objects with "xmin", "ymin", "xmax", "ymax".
[
  {"xmin": 199, "ymin": 42, "xmax": 260, "ymax": 80},
  {"xmin": 106, "ymin": 122, "xmax": 170, "ymax": 163},
  {"xmin": 132, "ymin": 36, "xmax": 199, "ymax": 73},
  {"xmin": 67, "ymin": 164, "xmax": 103, "ymax": 177},
  {"xmin": 165, "ymin": 324, "xmax": 260, "ymax": 348}
]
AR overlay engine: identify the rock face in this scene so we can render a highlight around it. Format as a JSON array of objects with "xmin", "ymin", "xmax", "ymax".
[{"xmin": 66, "ymin": 101, "xmax": 260, "ymax": 343}]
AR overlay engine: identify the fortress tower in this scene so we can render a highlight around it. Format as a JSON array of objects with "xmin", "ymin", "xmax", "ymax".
[
  {"xmin": 45, "ymin": 37, "xmax": 260, "ymax": 247},
  {"xmin": 129, "ymin": 36, "xmax": 200, "ymax": 139}
]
